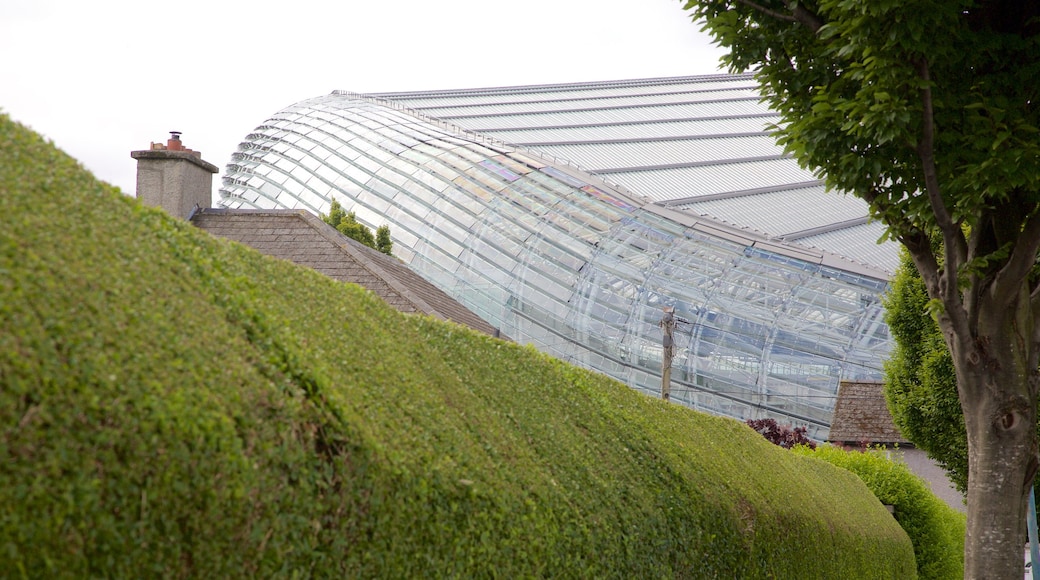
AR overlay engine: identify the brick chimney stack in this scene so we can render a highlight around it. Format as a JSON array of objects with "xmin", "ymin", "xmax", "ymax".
[
  {"xmin": 131, "ymin": 131, "xmax": 218, "ymax": 219},
  {"xmin": 167, "ymin": 131, "xmax": 184, "ymax": 151}
]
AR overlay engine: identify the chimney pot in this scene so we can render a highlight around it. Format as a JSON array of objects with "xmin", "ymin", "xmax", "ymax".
[{"xmin": 168, "ymin": 131, "xmax": 183, "ymax": 151}]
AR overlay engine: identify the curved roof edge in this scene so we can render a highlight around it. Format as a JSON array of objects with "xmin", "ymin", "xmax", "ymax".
[
  {"xmin": 334, "ymin": 74, "xmax": 900, "ymax": 279},
  {"xmin": 328, "ymin": 90, "xmax": 891, "ymax": 283}
]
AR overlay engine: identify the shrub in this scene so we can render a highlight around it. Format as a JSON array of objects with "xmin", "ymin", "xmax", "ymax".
[
  {"xmin": 794, "ymin": 445, "xmax": 965, "ymax": 580},
  {"xmin": 746, "ymin": 418, "xmax": 816, "ymax": 449},
  {"xmin": 0, "ymin": 112, "xmax": 916, "ymax": 578}
]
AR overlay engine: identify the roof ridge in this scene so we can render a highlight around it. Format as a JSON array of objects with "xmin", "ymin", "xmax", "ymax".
[{"xmin": 296, "ymin": 211, "xmax": 452, "ymax": 321}]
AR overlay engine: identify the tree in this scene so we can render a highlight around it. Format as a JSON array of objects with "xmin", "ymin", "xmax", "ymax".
[
  {"xmin": 884, "ymin": 247, "xmax": 968, "ymax": 493},
  {"xmin": 683, "ymin": 0, "xmax": 1040, "ymax": 576},
  {"xmin": 323, "ymin": 198, "xmax": 348, "ymax": 231},
  {"xmin": 376, "ymin": 224, "xmax": 393, "ymax": 256},
  {"xmin": 321, "ymin": 199, "xmax": 393, "ymax": 256},
  {"xmin": 885, "ymin": 247, "xmax": 1040, "ymax": 498}
]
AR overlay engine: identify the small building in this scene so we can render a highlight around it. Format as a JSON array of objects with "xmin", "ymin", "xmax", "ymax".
[{"xmin": 828, "ymin": 380, "xmax": 964, "ymax": 512}]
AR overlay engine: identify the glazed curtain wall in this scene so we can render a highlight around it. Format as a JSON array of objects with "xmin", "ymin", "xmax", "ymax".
[{"xmin": 220, "ymin": 95, "xmax": 892, "ymax": 438}]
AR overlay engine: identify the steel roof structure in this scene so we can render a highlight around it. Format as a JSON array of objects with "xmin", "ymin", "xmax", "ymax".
[
  {"xmin": 368, "ymin": 73, "xmax": 898, "ymax": 275},
  {"xmin": 218, "ymin": 74, "xmax": 898, "ymax": 438}
]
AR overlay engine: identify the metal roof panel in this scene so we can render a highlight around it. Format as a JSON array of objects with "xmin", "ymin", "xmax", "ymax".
[
  {"xmin": 604, "ymin": 158, "xmax": 819, "ymax": 202},
  {"xmin": 485, "ymin": 116, "xmax": 777, "ymax": 143},
  {"xmin": 534, "ymin": 135, "xmax": 784, "ymax": 171},
  {"xmin": 452, "ymin": 99, "xmax": 774, "ymax": 131}
]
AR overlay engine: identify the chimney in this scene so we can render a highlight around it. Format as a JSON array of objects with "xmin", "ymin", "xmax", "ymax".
[{"xmin": 131, "ymin": 131, "xmax": 218, "ymax": 220}]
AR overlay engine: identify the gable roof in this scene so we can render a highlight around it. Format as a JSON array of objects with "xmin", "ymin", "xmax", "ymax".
[
  {"xmin": 192, "ymin": 208, "xmax": 502, "ymax": 338},
  {"xmin": 827, "ymin": 381, "xmax": 908, "ymax": 445}
]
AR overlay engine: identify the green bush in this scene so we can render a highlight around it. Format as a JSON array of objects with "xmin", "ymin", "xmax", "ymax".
[
  {"xmin": 794, "ymin": 445, "xmax": 965, "ymax": 579},
  {"xmin": 321, "ymin": 199, "xmax": 391, "ymax": 255},
  {"xmin": 0, "ymin": 112, "xmax": 916, "ymax": 577}
]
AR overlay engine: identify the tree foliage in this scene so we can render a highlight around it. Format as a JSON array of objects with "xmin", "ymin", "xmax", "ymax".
[
  {"xmin": 683, "ymin": 0, "xmax": 1040, "ymax": 575},
  {"xmin": 376, "ymin": 224, "xmax": 393, "ymax": 256},
  {"xmin": 884, "ymin": 248, "xmax": 967, "ymax": 492},
  {"xmin": 321, "ymin": 199, "xmax": 392, "ymax": 255},
  {"xmin": 884, "ymin": 246, "xmax": 1040, "ymax": 500}
]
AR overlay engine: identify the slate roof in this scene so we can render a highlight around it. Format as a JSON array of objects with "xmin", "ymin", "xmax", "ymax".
[
  {"xmin": 827, "ymin": 381, "xmax": 909, "ymax": 445},
  {"xmin": 192, "ymin": 208, "xmax": 502, "ymax": 338}
]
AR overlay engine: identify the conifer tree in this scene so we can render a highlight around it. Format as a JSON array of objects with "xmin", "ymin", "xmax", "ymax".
[{"xmin": 376, "ymin": 225, "xmax": 393, "ymax": 256}]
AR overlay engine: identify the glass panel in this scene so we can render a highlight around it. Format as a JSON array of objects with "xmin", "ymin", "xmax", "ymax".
[{"xmin": 219, "ymin": 93, "xmax": 894, "ymax": 437}]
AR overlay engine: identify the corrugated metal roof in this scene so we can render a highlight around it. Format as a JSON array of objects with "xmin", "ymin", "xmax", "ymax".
[
  {"xmin": 682, "ymin": 185, "xmax": 869, "ymax": 237},
  {"xmin": 797, "ymin": 221, "xmax": 898, "ymax": 274},
  {"xmin": 606, "ymin": 158, "xmax": 818, "ymax": 202},
  {"xmin": 416, "ymin": 88, "xmax": 763, "ymax": 118},
  {"xmin": 368, "ymin": 74, "xmax": 759, "ymax": 108},
  {"xmin": 357, "ymin": 75, "xmax": 900, "ymax": 277},
  {"xmin": 445, "ymin": 99, "xmax": 772, "ymax": 131},
  {"xmin": 485, "ymin": 116, "xmax": 777, "ymax": 144},
  {"xmin": 533, "ymin": 135, "xmax": 784, "ymax": 171}
]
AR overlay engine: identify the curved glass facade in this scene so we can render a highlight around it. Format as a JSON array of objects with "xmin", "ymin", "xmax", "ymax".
[{"xmin": 220, "ymin": 94, "xmax": 892, "ymax": 439}]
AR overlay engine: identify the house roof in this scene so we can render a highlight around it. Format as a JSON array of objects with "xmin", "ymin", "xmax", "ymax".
[
  {"xmin": 192, "ymin": 208, "xmax": 502, "ymax": 338},
  {"xmin": 827, "ymin": 381, "xmax": 908, "ymax": 445}
]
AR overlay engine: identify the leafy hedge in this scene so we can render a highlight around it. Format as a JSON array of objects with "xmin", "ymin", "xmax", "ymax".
[
  {"xmin": 794, "ymin": 445, "xmax": 965, "ymax": 580},
  {"xmin": 0, "ymin": 113, "xmax": 917, "ymax": 577}
]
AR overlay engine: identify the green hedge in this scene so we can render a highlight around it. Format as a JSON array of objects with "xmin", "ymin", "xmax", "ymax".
[
  {"xmin": 794, "ymin": 445, "xmax": 965, "ymax": 579},
  {"xmin": 0, "ymin": 112, "xmax": 916, "ymax": 577}
]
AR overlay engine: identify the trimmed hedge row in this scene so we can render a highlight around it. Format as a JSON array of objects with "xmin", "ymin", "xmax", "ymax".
[
  {"xmin": 794, "ymin": 445, "xmax": 966, "ymax": 579},
  {"xmin": 0, "ymin": 113, "xmax": 916, "ymax": 577}
]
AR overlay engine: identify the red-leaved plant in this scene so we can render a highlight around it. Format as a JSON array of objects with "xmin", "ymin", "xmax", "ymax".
[{"xmin": 745, "ymin": 418, "xmax": 816, "ymax": 450}]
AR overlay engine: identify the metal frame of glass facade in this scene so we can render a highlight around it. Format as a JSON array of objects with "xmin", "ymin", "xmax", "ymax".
[{"xmin": 219, "ymin": 94, "xmax": 892, "ymax": 439}]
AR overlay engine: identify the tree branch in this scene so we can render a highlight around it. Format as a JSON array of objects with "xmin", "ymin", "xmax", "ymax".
[
  {"xmin": 901, "ymin": 229, "xmax": 943, "ymax": 298},
  {"xmin": 914, "ymin": 60, "xmax": 965, "ymax": 276},
  {"xmin": 996, "ymin": 208, "xmax": 1040, "ymax": 305},
  {"xmin": 789, "ymin": 3, "xmax": 824, "ymax": 32},
  {"xmin": 1030, "ymin": 273, "xmax": 1040, "ymax": 309},
  {"xmin": 732, "ymin": 0, "xmax": 824, "ymax": 33},
  {"xmin": 1030, "ymin": 291, "xmax": 1040, "ymax": 375},
  {"xmin": 913, "ymin": 57, "xmax": 972, "ymax": 341},
  {"xmin": 862, "ymin": 186, "xmax": 944, "ymax": 296}
]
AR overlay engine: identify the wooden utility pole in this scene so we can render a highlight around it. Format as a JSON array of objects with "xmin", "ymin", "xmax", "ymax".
[{"xmin": 661, "ymin": 306, "xmax": 674, "ymax": 401}]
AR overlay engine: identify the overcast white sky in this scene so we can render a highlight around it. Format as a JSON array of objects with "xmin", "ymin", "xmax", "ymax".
[{"xmin": 1, "ymin": 0, "xmax": 727, "ymax": 198}]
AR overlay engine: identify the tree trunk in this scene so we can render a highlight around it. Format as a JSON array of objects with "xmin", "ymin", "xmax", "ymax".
[{"xmin": 956, "ymin": 335, "xmax": 1039, "ymax": 579}]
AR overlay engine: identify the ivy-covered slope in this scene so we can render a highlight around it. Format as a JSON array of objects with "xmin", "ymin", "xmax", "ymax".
[{"xmin": 0, "ymin": 113, "xmax": 917, "ymax": 578}]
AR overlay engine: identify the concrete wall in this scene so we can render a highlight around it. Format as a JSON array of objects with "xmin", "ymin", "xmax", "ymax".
[
  {"xmin": 131, "ymin": 137, "xmax": 218, "ymax": 219},
  {"xmin": 897, "ymin": 447, "xmax": 965, "ymax": 512}
]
